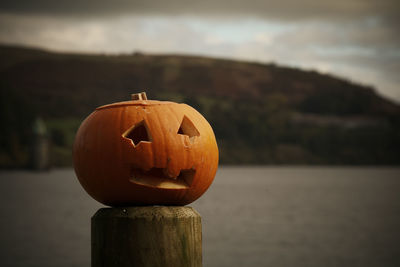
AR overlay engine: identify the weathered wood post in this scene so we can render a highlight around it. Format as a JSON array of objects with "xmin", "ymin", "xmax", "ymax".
[
  {"xmin": 31, "ymin": 116, "xmax": 50, "ymax": 170},
  {"xmin": 73, "ymin": 92, "xmax": 218, "ymax": 267},
  {"xmin": 92, "ymin": 206, "xmax": 202, "ymax": 267}
]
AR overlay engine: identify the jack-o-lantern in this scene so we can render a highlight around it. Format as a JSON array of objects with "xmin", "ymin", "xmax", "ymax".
[{"xmin": 73, "ymin": 92, "xmax": 218, "ymax": 206}]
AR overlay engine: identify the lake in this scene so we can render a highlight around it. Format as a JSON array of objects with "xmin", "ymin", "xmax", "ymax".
[{"xmin": 0, "ymin": 167, "xmax": 399, "ymax": 267}]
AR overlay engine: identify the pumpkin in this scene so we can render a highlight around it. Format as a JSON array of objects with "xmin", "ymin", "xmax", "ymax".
[{"xmin": 73, "ymin": 92, "xmax": 219, "ymax": 206}]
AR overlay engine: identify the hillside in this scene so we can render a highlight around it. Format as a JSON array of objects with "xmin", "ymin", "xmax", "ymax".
[{"xmin": 1, "ymin": 44, "xmax": 399, "ymax": 167}]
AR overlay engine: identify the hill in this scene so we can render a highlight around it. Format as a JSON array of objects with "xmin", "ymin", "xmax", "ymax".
[{"xmin": 1, "ymin": 44, "xmax": 399, "ymax": 167}]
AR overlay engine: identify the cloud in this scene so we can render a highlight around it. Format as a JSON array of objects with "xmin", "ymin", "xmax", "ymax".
[
  {"xmin": 0, "ymin": 15, "xmax": 215, "ymax": 54},
  {"xmin": 0, "ymin": 0, "xmax": 399, "ymax": 23},
  {"xmin": 0, "ymin": 1, "xmax": 399, "ymax": 102}
]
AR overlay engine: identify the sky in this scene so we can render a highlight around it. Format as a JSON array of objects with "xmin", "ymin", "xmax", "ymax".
[{"xmin": 0, "ymin": 0, "xmax": 399, "ymax": 102}]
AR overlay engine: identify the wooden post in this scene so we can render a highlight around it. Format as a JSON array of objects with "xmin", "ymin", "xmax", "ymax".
[
  {"xmin": 91, "ymin": 206, "xmax": 202, "ymax": 267},
  {"xmin": 31, "ymin": 117, "xmax": 50, "ymax": 170}
]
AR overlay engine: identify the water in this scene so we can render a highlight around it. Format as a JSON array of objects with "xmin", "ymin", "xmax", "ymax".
[{"xmin": 0, "ymin": 167, "xmax": 399, "ymax": 267}]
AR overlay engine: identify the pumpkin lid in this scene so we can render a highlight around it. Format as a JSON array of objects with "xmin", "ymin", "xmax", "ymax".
[{"xmin": 96, "ymin": 92, "xmax": 175, "ymax": 110}]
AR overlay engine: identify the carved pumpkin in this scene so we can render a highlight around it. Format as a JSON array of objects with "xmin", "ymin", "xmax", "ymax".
[{"xmin": 73, "ymin": 92, "xmax": 218, "ymax": 206}]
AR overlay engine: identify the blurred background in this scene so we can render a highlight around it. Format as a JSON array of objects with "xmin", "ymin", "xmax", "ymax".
[{"xmin": 0, "ymin": 1, "xmax": 399, "ymax": 267}]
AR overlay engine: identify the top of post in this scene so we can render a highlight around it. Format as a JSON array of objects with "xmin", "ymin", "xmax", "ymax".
[
  {"xmin": 32, "ymin": 117, "xmax": 47, "ymax": 136},
  {"xmin": 92, "ymin": 206, "xmax": 201, "ymax": 220}
]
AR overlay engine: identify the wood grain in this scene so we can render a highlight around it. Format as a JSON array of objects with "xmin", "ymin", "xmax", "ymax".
[{"xmin": 92, "ymin": 206, "xmax": 202, "ymax": 267}]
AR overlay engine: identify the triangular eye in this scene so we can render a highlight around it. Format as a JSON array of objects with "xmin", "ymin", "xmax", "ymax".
[
  {"xmin": 122, "ymin": 120, "xmax": 152, "ymax": 146},
  {"xmin": 178, "ymin": 116, "xmax": 200, "ymax": 143}
]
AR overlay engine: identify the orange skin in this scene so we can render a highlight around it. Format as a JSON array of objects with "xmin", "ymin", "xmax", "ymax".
[{"xmin": 73, "ymin": 99, "xmax": 219, "ymax": 206}]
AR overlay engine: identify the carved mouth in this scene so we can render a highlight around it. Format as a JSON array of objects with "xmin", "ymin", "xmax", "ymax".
[{"xmin": 129, "ymin": 167, "xmax": 195, "ymax": 189}]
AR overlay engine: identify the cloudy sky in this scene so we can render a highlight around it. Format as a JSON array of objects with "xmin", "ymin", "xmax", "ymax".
[{"xmin": 1, "ymin": 0, "xmax": 399, "ymax": 102}]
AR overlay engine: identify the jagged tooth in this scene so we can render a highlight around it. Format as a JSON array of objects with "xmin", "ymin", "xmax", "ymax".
[
  {"xmin": 180, "ymin": 169, "xmax": 196, "ymax": 186},
  {"xmin": 162, "ymin": 168, "xmax": 179, "ymax": 180}
]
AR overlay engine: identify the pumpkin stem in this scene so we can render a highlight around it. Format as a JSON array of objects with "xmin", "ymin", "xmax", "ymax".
[{"xmin": 131, "ymin": 92, "xmax": 148, "ymax": 100}]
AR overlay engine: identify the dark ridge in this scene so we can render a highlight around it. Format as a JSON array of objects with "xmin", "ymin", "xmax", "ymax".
[{"xmin": 1, "ymin": 44, "xmax": 399, "ymax": 167}]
